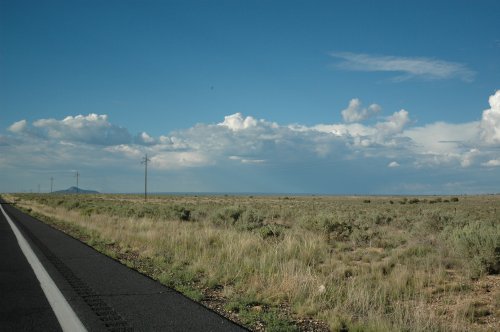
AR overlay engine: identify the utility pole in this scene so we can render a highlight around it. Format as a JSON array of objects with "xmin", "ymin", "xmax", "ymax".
[
  {"xmin": 38, "ymin": 184, "xmax": 40, "ymax": 193},
  {"xmin": 50, "ymin": 177, "xmax": 54, "ymax": 193},
  {"xmin": 141, "ymin": 154, "xmax": 151, "ymax": 201},
  {"xmin": 75, "ymin": 171, "xmax": 79, "ymax": 194}
]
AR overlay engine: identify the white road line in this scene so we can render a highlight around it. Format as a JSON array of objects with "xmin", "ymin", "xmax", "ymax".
[{"xmin": 0, "ymin": 204, "xmax": 87, "ymax": 332}]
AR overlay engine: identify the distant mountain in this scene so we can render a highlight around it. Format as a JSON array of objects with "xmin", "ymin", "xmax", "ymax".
[{"xmin": 52, "ymin": 186, "xmax": 99, "ymax": 194}]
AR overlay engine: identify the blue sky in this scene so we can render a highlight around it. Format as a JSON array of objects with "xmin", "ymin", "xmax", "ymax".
[{"xmin": 1, "ymin": 0, "xmax": 500, "ymax": 194}]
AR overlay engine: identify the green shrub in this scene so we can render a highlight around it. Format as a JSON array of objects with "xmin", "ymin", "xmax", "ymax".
[
  {"xmin": 67, "ymin": 201, "xmax": 80, "ymax": 210},
  {"xmin": 422, "ymin": 211, "xmax": 453, "ymax": 232},
  {"xmin": 258, "ymin": 224, "xmax": 285, "ymax": 239},
  {"xmin": 211, "ymin": 206, "xmax": 244, "ymax": 226},
  {"xmin": 298, "ymin": 212, "xmax": 349, "ymax": 237},
  {"xmin": 172, "ymin": 205, "xmax": 191, "ymax": 221},
  {"xmin": 80, "ymin": 207, "xmax": 94, "ymax": 217},
  {"xmin": 351, "ymin": 227, "xmax": 379, "ymax": 246},
  {"xmin": 262, "ymin": 309, "xmax": 298, "ymax": 332},
  {"xmin": 373, "ymin": 214, "xmax": 392, "ymax": 225},
  {"xmin": 449, "ymin": 221, "xmax": 500, "ymax": 277},
  {"xmin": 238, "ymin": 209, "xmax": 264, "ymax": 231},
  {"xmin": 430, "ymin": 197, "xmax": 443, "ymax": 204}
]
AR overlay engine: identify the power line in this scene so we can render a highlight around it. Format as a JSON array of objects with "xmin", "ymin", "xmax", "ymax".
[{"xmin": 141, "ymin": 154, "xmax": 151, "ymax": 201}]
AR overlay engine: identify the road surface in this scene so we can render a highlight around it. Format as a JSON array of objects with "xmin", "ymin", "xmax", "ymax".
[{"xmin": 0, "ymin": 198, "xmax": 246, "ymax": 331}]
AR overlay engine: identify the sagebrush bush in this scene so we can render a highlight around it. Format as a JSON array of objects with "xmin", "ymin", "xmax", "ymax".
[
  {"xmin": 238, "ymin": 209, "xmax": 264, "ymax": 231},
  {"xmin": 210, "ymin": 206, "xmax": 244, "ymax": 226},
  {"xmin": 449, "ymin": 221, "xmax": 500, "ymax": 276}
]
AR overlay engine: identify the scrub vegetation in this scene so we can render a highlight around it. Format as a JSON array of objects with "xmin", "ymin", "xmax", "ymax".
[{"xmin": 4, "ymin": 193, "xmax": 499, "ymax": 331}]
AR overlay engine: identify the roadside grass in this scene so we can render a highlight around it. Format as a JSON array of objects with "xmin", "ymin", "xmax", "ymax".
[{"xmin": 3, "ymin": 193, "xmax": 499, "ymax": 331}]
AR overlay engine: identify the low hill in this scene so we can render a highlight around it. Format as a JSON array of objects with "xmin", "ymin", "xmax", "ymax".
[{"xmin": 52, "ymin": 186, "xmax": 99, "ymax": 194}]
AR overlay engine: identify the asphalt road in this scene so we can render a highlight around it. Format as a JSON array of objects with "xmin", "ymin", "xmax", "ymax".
[
  {"xmin": 0, "ymin": 199, "xmax": 246, "ymax": 331},
  {"xmin": 0, "ymin": 202, "xmax": 62, "ymax": 331}
]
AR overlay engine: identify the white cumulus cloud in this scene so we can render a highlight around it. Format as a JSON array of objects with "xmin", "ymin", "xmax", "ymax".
[
  {"xmin": 347, "ymin": 110, "xmax": 411, "ymax": 147},
  {"xmin": 32, "ymin": 113, "xmax": 132, "ymax": 145},
  {"xmin": 480, "ymin": 90, "xmax": 500, "ymax": 145},
  {"xmin": 405, "ymin": 122, "xmax": 479, "ymax": 155},
  {"xmin": 482, "ymin": 159, "xmax": 500, "ymax": 167},
  {"xmin": 135, "ymin": 132, "xmax": 156, "ymax": 145},
  {"xmin": 218, "ymin": 113, "xmax": 258, "ymax": 131},
  {"xmin": 376, "ymin": 110, "xmax": 410, "ymax": 136},
  {"xmin": 8, "ymin": 120, "xmax": 27, "ymax": 133},
  {"xmin": 105, "ymin": 144, "xmax": 143, "ymax": 158},
  {"xmin": 151, "ymin": 151, "xmax": 212, "ymax": 170},
  {"xmin": 341, "ymin": 98, "xmax": 381, "ymax": 123},
  {"xmin": 460, "ymin": 149, "xmax": 480, "ymax": 168},
  {"xmin": 388, "ymin": 161, "xmax": 400, "ymax": 168}
]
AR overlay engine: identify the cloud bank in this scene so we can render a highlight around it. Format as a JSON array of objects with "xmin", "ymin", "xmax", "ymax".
[
  {"xmin": 17, "ymin": 114, "xmax": 133, "ymax": 146},
  {"xmin": 2, "ymin": 91, "xmax": 499, "ymax": 193}
]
